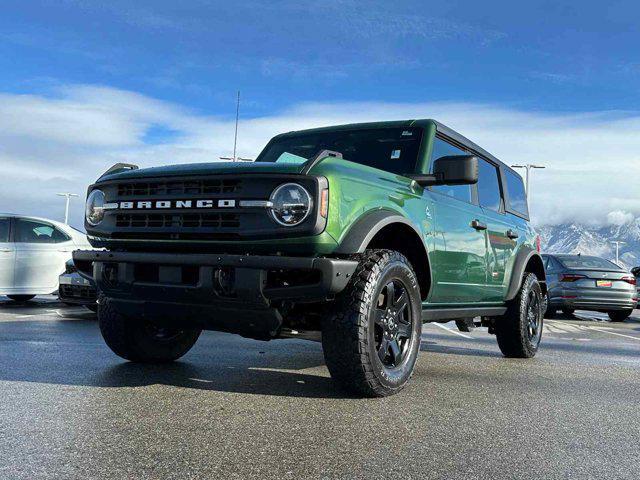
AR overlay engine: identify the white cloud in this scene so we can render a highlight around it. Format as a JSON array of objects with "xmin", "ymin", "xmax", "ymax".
[
  {"xmin": 607, "ymin": 210, "xmax": 635, "ymax": 226},
  {"xmin": 1, "ymin": 84, "xmax": 640, "ymax": 229}
]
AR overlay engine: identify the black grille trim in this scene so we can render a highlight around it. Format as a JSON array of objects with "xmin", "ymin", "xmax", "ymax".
[
  {"xmin": 117, "ymin": 178, "xmax": 241, "ymax": 197},
  {"xmin": 115, "ymin": 213, "xmax": 240, "ymax": 229}
]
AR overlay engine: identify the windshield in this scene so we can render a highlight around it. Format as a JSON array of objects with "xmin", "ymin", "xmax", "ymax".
[
  {"xmin": 256, "ymin": 127, "xmax": 423, "ymax": 175},
  {"xmin": 558, "ymin": 255, "xmax": 620, "ymax": 270}
]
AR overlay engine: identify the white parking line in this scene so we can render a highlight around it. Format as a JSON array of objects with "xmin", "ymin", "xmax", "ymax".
[
  {"xmin": 587, "ymin": 326, "xmax": 640, "ymax": 342},
  {"xmin": 431, "ymin": 322, "xmax": 472, "ymax": 339}
]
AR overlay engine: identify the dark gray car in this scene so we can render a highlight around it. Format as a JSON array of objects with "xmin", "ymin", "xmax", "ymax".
[{"xmin": 543, "ymin": 254, "xmax": 637, "ymax": 322}]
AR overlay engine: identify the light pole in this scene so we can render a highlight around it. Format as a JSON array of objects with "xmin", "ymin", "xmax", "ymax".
[
  {"xmin": 611, "ymin": 241, "xmax": 626, "ymax": 265},
  {"xmin": 56, "ymin": 193, "xmax": 79, "ymax": 224},
  {"xmin": 511, "ymin": 164, "xmax": 546, "ymax": 197}
]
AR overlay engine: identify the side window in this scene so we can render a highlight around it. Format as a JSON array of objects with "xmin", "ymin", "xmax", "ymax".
[
  {"xmin": 505, "ymin": 169, "xmax": 529, "ymax": 216},
  {"xmin": 14, "ymin": 219, "xmax": 70, "ymax": 244},
  {"xmin": 0, "ymin": 218, "xmax": 9, "ymax": 242},
  {"xmin": 477, "ymin": 159, "xmax": 502, "ymax": 212},
  {"xmin": 430, "ymin": 137, "xmax": 472, "ymax": 203}
]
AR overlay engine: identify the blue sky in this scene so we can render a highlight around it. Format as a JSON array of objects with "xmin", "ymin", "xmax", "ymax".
[
  {"xmin": 3, "ymin": 0, "xmax": 639, "ymax": 115},
  {"xmin": 1, "ymin": 0, "xmax": 640, "ymax": 227}
]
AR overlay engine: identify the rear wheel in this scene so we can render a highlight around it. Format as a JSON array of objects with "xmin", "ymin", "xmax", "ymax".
[
  {"xmin": 495, "ymin": 273, "xmax": 543, "ymax": 358},
  {"xmin": 322, "ymin": 250, "xmax": 422, "ymax": 397},
  {"xmin": 98, "ymin": 296, "xmax": 201, "ymax": 362},
  {"xmin": 543, "ymin": 293, "xmax": 556, "ymax": 318},
  {"xmin": 85, "ymin": 304, "xmax": 98, "ymax": 313},
  {"xmin": 608, "ymin": 310, "xmax": 633, "ymax": 322},
  {"xmin": 7, "ymin": 295, "xmax": 35, "ymax": 303},
  {"xmin": 561, "ymin": 308, "xmax": 575, "ymax": 317}
]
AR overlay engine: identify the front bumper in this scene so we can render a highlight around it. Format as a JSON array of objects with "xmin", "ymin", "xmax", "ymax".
[
  {"xmin": 72, "ymin": 250, "xmax": 358, "ymax": 339},
  {"xmin": 58, "ymin": 273, "xmax": 97, "ymax": 306}
]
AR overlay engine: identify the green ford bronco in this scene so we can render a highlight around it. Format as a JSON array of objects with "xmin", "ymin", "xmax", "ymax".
[{"xmin": 74, "ymin": 119, "xmax": 546, "ymax": 397}]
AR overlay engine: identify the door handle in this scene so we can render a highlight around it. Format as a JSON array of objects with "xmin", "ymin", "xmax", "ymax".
[
  {"xmin": 470, "ymin": 219, "xmax": 487, "ymax": 231},
  {"xmin": 58, "ymin": 249, "xmax": 72, "ymax": 253},
  {"xmin": 506, "ymin": 229, "xmax": 519, "ymax": 239},
  {"xmin": 0, "ymin": 248, "xmax": 12, "ymax": 252}
]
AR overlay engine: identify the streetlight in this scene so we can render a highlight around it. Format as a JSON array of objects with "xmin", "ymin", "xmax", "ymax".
[
  {"xmin": 56, "ymin": 193, "xmax": 79, "ymax": 224},
  {"xmin": 611, "ymin": 241, "xmax": 626, "ymax": 265},
  {"xmin": 510, "ymin": 164, "xmax": 546, "ymax": 196}
]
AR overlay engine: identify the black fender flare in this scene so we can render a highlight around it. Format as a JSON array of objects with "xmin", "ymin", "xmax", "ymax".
[
  {"xmin": 506, "ymin": 247, "xmax": 547, "ymax": 301},
  {"xmin": 334, "ymin": 209, "xmax": 427, "ymax": 255}
]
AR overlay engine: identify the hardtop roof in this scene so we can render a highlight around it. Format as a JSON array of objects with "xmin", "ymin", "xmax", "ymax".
[{"xmin": 272, "ymin": 119, "xmax": 519, "ymax": 175}]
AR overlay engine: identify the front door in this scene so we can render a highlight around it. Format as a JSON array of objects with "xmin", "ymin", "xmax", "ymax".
[
  {"xmin": 428, "ymin": 189, "xmax": 488, "ymax": 304},
  {"xmin": 0, "ymin": 217, "xmax": 15, "ymax": 291},
  {"xmin": 14, "ymin": 218, "xmax": 73, "ymax": 293}
]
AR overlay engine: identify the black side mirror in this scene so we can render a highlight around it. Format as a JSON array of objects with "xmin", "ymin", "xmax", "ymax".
[{"xmin": 407, "ymin": 155, "xmax": 479, "ymax": 187}]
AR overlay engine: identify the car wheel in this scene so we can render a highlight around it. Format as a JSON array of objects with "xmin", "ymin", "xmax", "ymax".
[
  {"xmin": 561, "ymin": 308, "xmax": 575, "ymax": 317},
  {"xmin": 495, "ymin": 273, "xmax": 543, "ymax": 358},
  {"xmin": 322, "ymin": 249, "xmax": 422, "ymax": 397},
  {"xmin": 85, "ymin": 304, "xmax": 98, "ymax": 313},
  {"xmin": 608, "ymin": 310, "xmax": 633, "ymax": 322},
  {"xmin": 7, "ymin": 295, "xmax": 36, "ymax": 303},
  {"xmin": 98, "ymin": 296, "xmax": 201, "ymax": 363}
]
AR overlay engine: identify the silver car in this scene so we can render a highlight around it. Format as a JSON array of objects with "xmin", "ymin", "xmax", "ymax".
[
  {"xmin": 543, "ymin": 254, "xmax": 637, "ymax": 322},
  {"xmin": 58, "ymin": 259, "xmax": 97, "ymax": 312}
]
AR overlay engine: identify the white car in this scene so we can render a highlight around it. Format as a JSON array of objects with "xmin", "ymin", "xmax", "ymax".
[{"xmin": 0, "ymin": 214, "xmax": 91, "ymax": 302}]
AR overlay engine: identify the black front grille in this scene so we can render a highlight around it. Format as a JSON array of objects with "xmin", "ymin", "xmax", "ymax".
[
  {"xmin": 117, "ymin": 178, "xmax": 242, "ymax": 197},
  {"xmin": 115, "ymin": 213, "xmax": 240, "ymax": 229}
]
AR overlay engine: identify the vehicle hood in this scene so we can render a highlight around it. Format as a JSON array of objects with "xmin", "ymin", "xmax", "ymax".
[{"xmin": 98, "ymin": 161, "xmax": 304, "ymax": 182}]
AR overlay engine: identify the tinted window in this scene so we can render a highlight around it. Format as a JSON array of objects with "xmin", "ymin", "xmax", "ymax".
[
  {"xmin": 15, "ymin": 219, "xmax": 70, "ymax": 244},
  {"xmin": 257, "ymin": 127, "xmax": 422, "ymax": 175},
  {"xmin": 505, "ymin": 169, "xmax": 528, "ymax": 216},
  {"xmin": 0, "ymin": 218, "xmax": 9, "ymax": 242},
  {"xmin": 430, "ymin": 137, "xmax": 472, "ymax": 203},
  {"xmin": 477, "ymin": 159, "xmax": 502, "ymax": 212},
  {"xmin": 558, "ymin": 256, "xmax": 620, "ymax": 270}
]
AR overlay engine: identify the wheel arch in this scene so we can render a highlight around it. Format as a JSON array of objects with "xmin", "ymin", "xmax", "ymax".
[
  {"xmin": 506, "ymin": 247, "xmax": 547, "ymax": 301},
  {"xmin": 335, "ymin": 210, "xmax": 431, "ymax": 300}
]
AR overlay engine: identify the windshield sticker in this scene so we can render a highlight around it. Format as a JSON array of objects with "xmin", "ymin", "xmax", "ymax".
[
  {"xmin": 391, "ymin": 149, "xmax": 401, "ymax": 159},
  {"xmin": 401, "ymin": 130, "xmax": 413, "ymax": 136}
]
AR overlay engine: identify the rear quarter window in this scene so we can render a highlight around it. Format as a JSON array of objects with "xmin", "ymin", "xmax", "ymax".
[{"xmin": 505, "ymin": 169, "xmax": 528, "ymax": 217}]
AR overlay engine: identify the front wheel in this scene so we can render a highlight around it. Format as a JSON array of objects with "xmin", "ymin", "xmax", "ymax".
[
  {"xmin": 608, "ymin": 310, "xmax": 633, "ymax": 322},
  {"xmin": 322, "ymin": 250, "xmax": 423, "ymax": 397},
  {"xmin": 495, "ymin": 273, "xmax": 543, "ymax": 358},
  {"xmin": 98, "ymin": 296, "xmax": 201, "ymax": 363}
]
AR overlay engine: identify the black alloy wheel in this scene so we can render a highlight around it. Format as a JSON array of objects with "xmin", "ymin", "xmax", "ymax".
[{"xmin": 373, "ymin": 280, "xmax": 414, "ymax": 368}]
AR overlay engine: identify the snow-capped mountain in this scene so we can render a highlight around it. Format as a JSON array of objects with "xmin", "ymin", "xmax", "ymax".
[{"xmin": 537, "ymin": 217, "xmax": 640, "ymax": 270}]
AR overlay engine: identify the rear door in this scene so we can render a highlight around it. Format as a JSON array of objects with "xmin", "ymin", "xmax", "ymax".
[
  {"xmin": 14, "ymin": 218, "xmax": 73, "ymax": 292},
  {"xmin": 476, "ymin": 158, "xmax": 518, "ymax": 301},
  {"xmin": 0, "ymin": 217, "xmax": 15, "ymax": 290},
  {"xmin": 427, "ymin": 137, "xmax": 489, "ymax": 304}
]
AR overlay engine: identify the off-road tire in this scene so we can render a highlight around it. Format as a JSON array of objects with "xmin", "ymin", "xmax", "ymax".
[
  {"xmin": 322, "ymin": 249, "xmax": 422, "ymax": 397},
  {"xmin": 495, "ymin": 273, "xmax": 543, "ymax": 358},
  {"xmin": 98, "ymin": 296, "xmax": 201, "ymax": 363},
  {"xmin": 7, "ymin": 295, "xmax": 35, "ymax": 303},
  {"xmin": 608, "ymin": 309, "xmax": 633, "ymax": 322},
  {"xmin": 561, "ymin": 308, "xmax": 575, "ymax": 317}
]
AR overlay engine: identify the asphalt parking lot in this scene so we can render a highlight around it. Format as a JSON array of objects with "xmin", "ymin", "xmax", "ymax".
[{"xmin": 1, "ymin": 297, "xmax": 639, "ymax": 479}]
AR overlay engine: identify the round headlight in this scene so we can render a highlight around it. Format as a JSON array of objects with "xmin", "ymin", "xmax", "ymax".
[
  {"xmin": 85, "ymin": 190, "xmax": 106, "ymax": 226},
  {"xmin": 270, "ymin": 183, "xmax": 312, "ymax": 227}
]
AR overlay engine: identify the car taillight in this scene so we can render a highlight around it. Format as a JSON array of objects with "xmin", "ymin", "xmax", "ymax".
[
  {"xmin": 560, "ymin": 273, "xmax": 586, "ymax": 282},
  {"xmin": 536, "ymin": 235, "xmax": 541, "ymax": 253},
  {"xmin": 621, "ymin": 276, "xmax": 637, "ymax": 285}
]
